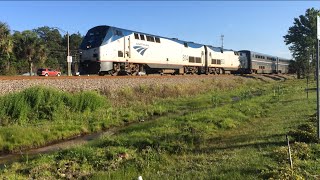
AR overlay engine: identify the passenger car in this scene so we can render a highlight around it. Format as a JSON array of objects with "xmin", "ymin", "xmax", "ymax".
[{"xmin": 37, "ymin": 68, "xmax": 61, "ymax": 76}]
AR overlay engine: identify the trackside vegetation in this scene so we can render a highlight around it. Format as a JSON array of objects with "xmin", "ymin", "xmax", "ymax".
[
  {"xmin": 0, "ymin": 86, "xmax": 109, "ymax": 152},
  {"xmin": 1, "ymin": 75, "xmax": 320, "ymax": 178}
]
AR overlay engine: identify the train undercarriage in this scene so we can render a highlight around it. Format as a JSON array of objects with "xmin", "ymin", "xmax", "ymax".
[{"xmin": 79, "ymin": 61, "xmax": 230, "ymax": 76}]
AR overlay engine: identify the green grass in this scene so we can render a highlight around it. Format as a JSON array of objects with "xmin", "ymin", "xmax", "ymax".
[
  {"xmin": 1, "ymin": 76, "xmax": 317, "ymax": 179},
  {"xmin": 0, "ymin": 76, "xmax": 269, "ymax": 153}
]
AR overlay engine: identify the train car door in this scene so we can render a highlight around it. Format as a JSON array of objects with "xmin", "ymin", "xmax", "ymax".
[
  {"xmin": 123, "ymin": 35, "xmax": 131, "ymax": 60},
  {"xmin": 276, "ymin": 57, "xmax": 279, "ymax": 73}
]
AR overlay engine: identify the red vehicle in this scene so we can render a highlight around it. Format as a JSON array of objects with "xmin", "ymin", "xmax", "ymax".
[{"xmin": 37, "ymin": 68, "xmax": 61, "ymax": 76}]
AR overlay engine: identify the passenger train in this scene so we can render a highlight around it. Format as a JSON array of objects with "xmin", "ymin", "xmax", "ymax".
[
  {"xmin": 79, "ymin": 25, "xmax": 291, "ymax": 75},
  {"xmin": 239, "ymin": 50, "xmax": 290, "ymax": 74}
]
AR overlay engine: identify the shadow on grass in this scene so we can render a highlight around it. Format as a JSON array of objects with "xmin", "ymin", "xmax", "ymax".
[
  {"xmin": 273, "ymin": 74, "xmax": 289, "ymax": 80},
  {"xmin": 203, "ymin": 133, "xmax": 286, "ymax": 152},
  {"xmin": 262, "ymin": 74, "xmax": 285, "ymax": 81},
  {"xmin": 238, "ymin": 74, "xmax": 291, "ymax": 82},
  {"xmin": 218, "ymin": 167, "xmax": 262, "ymax": 177},
  {"xmin": 237, "ymin": 74, "xmax": 268, "ymax": 82}
]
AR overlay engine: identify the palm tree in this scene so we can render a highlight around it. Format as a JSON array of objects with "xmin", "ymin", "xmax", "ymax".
[
  {"xmin": 13, "ymin": 30, "xmax": 47, "ymax": 76},
  {"xmin": 0, "ymin": 22, "xmax": 13, "ymax": 74},
  {"xmin": 37, "ymin": 43, "xmax": 47, "ymax": 68}
]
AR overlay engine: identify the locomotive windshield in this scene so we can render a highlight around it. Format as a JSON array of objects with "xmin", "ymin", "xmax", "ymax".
[{"xmin": 80, "ymin": 26, "xmax": 109, "ymax": 49}]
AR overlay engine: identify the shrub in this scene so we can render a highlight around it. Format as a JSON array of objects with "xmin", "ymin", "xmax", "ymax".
[
  {"xmin": 288, "ymin": 123, "xmax": 318, "ymax": 143},
  {"xmin": 217, "ymin": 118, "xmax": 237, "ymax": 129}
]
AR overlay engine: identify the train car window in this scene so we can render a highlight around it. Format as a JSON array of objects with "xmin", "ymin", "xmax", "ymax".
[
  {"xmin": 189, "ymin": 56, "xmax": 195, "ymax": 63},
  {"xmin": 196, "ymin": 57, "xmax": 201, "ymax": 63},
  {"xmin": 217, "ymin": 59, "xmax": 221, "ymax": 64},
  {"xmin": 134, "ymin": 33, "xmax": 139, "ymax": 39},
  {"xmin": 212, "ymin": 59, "xmax": 216, "ymax": 64},
  {"xmin": 118, "ymin": 51, "xmax": 123, "ymax": 57},
  {"xmin": 140, "ymin": 34, "xmax": 145, "ymax": 40},
  {"xmin": 155, "ymin": 37, "xmax": 161, "ymax": 43},
  {"xmin": 146, "ymin": 35, "xmax": 152, "ymax": 42},
  {"xmin": 184, "ymin": 42, "xmax": 188, "ymax": 48},
  {"xmin": 150, "ymin": 36, "xmax": 155, "ymax": 42}
]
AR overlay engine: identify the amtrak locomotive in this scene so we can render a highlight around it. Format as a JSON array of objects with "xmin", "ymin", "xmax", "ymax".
[{"xmin": 79, "ymin": 25, "xmax": 290, "ymax": 75}]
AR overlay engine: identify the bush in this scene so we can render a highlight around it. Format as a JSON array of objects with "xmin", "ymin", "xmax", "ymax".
[{"xmin": 288, "ymin": 123, "xmax": 318, "ymax": 143}]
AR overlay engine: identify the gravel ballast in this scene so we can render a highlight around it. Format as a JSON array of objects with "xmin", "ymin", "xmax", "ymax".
[{"xmin": 0, "ymin": 75, "xmax": 292, "ymax": 96}]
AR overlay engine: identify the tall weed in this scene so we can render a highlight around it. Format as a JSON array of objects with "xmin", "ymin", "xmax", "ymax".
[{"xmin": 0, "ymin": 86, "xmax": 109, "ymax": 125}]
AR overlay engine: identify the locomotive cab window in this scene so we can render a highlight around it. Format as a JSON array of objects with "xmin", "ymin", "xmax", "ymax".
[
  {"xmin": 115, "ymin": 30, "xmax": 123, "ymax": 36},
  {"xmin": 184, "ymin": 42, "xmax": 188, "ymax": 48}
]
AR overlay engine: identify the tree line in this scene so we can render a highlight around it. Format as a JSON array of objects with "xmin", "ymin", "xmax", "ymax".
[
  {"xmin": 284, "ymin": 8, "xmax": 320, "ymax": 79},
  {"xmin": 0, "ymin": 22, "xmax": 82, "ymax": 75}
]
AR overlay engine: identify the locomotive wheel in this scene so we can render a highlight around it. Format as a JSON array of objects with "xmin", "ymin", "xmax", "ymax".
[
  {"xmin": 111, "ymin": 71, "xmax": 119, "ymax": 76},
  {"xmin": 218, "ymin": 68, "xmax": 224, "ymax": 75}
]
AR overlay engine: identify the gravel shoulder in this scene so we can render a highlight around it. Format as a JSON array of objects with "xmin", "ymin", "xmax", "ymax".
[{"xmin": 0, "ymin": 74, "xmax": 294, "ymax": 96}]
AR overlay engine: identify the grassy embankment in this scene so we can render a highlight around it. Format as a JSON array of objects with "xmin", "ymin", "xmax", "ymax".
[
  {"xmin": 0, "ymin": 76, "xmax": 265, "ymax": 153},
  {"xmin": 1, "ymin": 75, "xmax": 319, "ymax": 178}
]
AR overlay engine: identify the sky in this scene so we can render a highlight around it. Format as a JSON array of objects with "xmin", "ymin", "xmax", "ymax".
[{"xmin": 0, "ymin": 1, "xmax": 318, "ymax": 59}]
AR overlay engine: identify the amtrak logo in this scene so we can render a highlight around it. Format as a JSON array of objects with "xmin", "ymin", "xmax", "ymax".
[{"xmin": 133, "ymin": 46, "xmax": 148, "ymax": 56}]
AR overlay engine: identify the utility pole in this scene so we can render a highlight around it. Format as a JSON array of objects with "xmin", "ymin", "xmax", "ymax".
[
  {"xmin": 52, "ymin": 27, "xmax": 72, "ymax": 76},
  {"xmin": 67, "ymin": 31, "xmax": 71, "ymax": 76},
  {"xmin": 317, "ymin": 16, "xmax": 320, "ymax": 139},
  {"xmin": 221, "ymin": 34, "xmax": 224, "ymax": 50}
]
